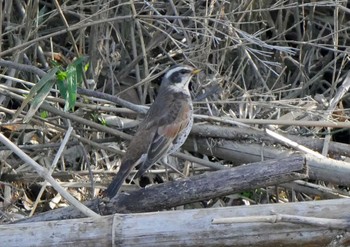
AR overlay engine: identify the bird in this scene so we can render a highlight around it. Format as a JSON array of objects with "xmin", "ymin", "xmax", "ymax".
[{"xmin": 104, "ymin": 64, "xmax": 200, "ymax": 198}]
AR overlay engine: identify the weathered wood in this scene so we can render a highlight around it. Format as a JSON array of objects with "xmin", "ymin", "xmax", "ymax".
[
  {"xmin": 190, "ymin": 124, "xmax": 350, "ymax": 157},
  {"xmin": 17, "ymin": 155, "xmax": 306, "ymax": 222},
  {"xmin": 2, "ymin": 216, "xmax": 113, "ymax": 247},
  {"xmin": 104, "ymin": 155, "xmax": 306, "ymax": 214},
  {"xmin": 281, "ymin": 180, "xmax": 349, "ymax": 199},
  {"xmin": 184, "ymin": 138, "xmax": 350, "ymax": 185},
  {"xmin": 2, "ymin": 199, "xmax": 350, "ymax": 247}
]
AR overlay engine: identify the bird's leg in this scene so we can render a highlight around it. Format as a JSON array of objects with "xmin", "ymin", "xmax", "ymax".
[{"xmin": 160, "ymin": 156, "xmax": 186, "ymax": 178}]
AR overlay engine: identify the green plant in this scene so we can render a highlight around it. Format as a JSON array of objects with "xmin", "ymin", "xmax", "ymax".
[
  {"xmin": 56, "ymin": 56, "xmax": 88, "ymax": 112},
  {"xmin": 12, "ymin": 57, "xmax": 88, "ymax": 123}
]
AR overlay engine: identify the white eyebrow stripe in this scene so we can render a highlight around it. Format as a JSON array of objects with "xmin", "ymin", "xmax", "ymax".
[{"xmin": 164, "ymin": 66, "xmax": 192, "ymax": 79}]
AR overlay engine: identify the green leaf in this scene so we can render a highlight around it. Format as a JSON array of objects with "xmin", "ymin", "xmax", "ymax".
[
  {"xmin": 62, "ymin": 56, "xmax": 86, "ymax": 111},
  {"xmin": 64, "ymin": 64, "xmax": 78, "ymax": 112},
  {"xmin": 56, "ymin": 70, "xmax": 67, "ymax": 81},
  {"xmin": 12, "ymin": 67, "xmax": 59, "ymax": 121},
  {"xmin": 40, "ymin": 111, "xmax": 49, "ymax": 119},
  {"xmin": 38, "ymin": 5, "xmax": 47, "ymax": 25},
  {"xmin": 75, "ymin": 65, "xmax": 83, "ymax": 88},
  {"xmin": 98, "ymin": 116, "xmax": 107, "ymax": 126},
  {"xmin": 23, "ymin": 78, "xmax": 56, "ymax": 123},
  {"xmin": 84, "ymin": 62, "xmax": 89, "ymax": 72},
  {"xmin": 71, "ymin": 56, "xmax": 85, "ymax": 87},
  {"xmin": 56, "ymin": 79, "xmax": 67, "ymax": 100}
]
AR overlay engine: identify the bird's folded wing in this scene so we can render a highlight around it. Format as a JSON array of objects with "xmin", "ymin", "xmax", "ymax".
[{"xmin": 134, "ymin": 99, "xmax": 190, "ymax": 178}]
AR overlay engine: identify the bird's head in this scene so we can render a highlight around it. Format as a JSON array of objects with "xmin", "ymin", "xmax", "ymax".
[{"xmin": 160, "ymin": 64, "xmax": 200, "ymax": 93}]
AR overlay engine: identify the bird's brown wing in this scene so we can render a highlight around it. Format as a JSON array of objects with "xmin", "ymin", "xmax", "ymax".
[
  {"xmin": 133, "ymin": 96, "xmax": 191, "ymax": 178},
  {"xmin": 105, "ymin": 93, "xmax": 191, "ymax": 198}
]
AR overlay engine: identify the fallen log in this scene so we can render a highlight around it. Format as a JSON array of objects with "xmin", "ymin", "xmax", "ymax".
[
  {"xmin": 17, "ymin": 155, "xmax": 306, "ymax": 222},
  {"xmin": 2, "ymin": 198, "xmax": 350, "ymax": 247}
]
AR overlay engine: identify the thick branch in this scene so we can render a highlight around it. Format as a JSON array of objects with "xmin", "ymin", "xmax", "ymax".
[{"xmin": 18, "ymin": 155, "xmax": 306, "ymax": 222}]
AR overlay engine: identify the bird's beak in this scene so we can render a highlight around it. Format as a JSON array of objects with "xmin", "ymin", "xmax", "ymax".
[{"xmin": 192, "ymin": 69, "xmax": 201, "ymax": 75}]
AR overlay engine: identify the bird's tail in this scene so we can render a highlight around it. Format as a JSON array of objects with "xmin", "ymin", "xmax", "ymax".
[{"xmin": 104, "ymin": 160, "xmax": 134, "ymax": 198}]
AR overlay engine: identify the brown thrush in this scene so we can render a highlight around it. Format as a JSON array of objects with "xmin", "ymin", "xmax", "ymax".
[{"xmin": 105, "ymin": 64, "xmax": 200, "ymax": 198}]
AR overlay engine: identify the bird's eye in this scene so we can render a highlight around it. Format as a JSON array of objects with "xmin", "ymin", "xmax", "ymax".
[{"xmin": 180, "ymin": 69, "xmax": 188, "ymax": 74}]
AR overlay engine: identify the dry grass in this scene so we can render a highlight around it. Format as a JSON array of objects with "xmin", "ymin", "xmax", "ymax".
[{"xmin": 1, "ymin": 0, "xmax": 350, "ymax": 222}]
